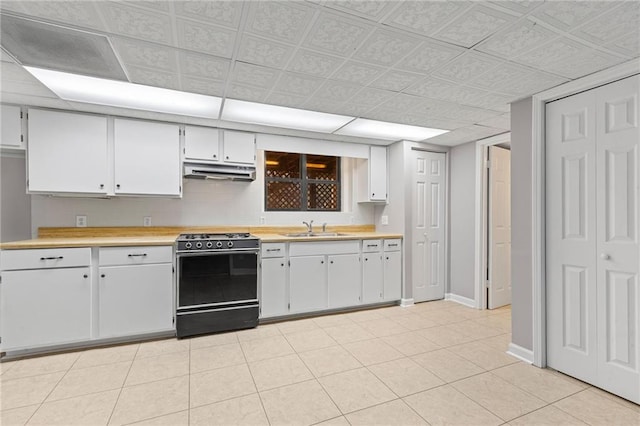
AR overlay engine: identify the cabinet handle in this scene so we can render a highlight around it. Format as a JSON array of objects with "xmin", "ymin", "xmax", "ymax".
[
  {"xmin": 40, "ymin": 256, "xmax": 63, "ymax": 260},
  {"xmin": 83, "ymin": 274, "xmax": 88, "ymax": 278},
  {"xmin": 330, "ymin": 260, "xmax": 334, "ymax": 264},
  {"xmin": 128, "ymin": 253, "xmax": 148, "ymax": 257},
  {"xmin": 365, "ymin": 258, "xmax": 368, "ymax": 261},
  {"xmin": 386, "ymin": 256, "xmax": 389, "ymax": 260},
  {"xmin": 116, "ymin": 184, "xmax": 121, "ymax": 189},
  {"xmin": 99, "ymin": 184, "xmax": 104, "ymax": 189},
  {"xmin": 366, "ymin": 244, "xmax": 378, "ymax": 248},
  {"xmin": 101, "ymin": 274, "xmax": 105, "ymax": 278},
  {"xmin": 226, "ymin": 156, "xmax": 229, "ymax": 160},
  {"xmin": 281, "ymin": 263, "xmax": 284, "ymax": 267},
  {"xmin": 213, "ymin": 154, "xmax": 217, "ymax": 158},
  {"xmin": 321, "ymin": 260, "xmax": 324, "ymax": 264},
  {"xmin": 388, "ymin": 243, "xmax": 398, "ymax": 247},
  {"xmin": 266, "ymin": 248, "xmax": 281, "ymax": 252},
  {"xmin": 372, "ymin": 193, "xmax": 375, "ymax": 197}
]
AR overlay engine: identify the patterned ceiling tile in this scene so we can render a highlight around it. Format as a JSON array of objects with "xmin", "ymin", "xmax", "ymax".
[
  {"xmin": 424, "ymin": 127, "xmax": 478, "ymax": 146},
  {"xmin": 469, "ymin": 62, "xmax": 568, "ymax": 96},
  {"xmin": 332, "ymin": 61, "xmax": 385, "ymax": 85},
  {"xmin": 20, "ymin": 1, "xmax": 106, "ymax": 31},
  {"xmin": 286, "ymin": 49, "xmax": 345, "ymax": 78},
  {"xmin": 180, "ymin": 76, "xmax": 225, "ymax": 97},
  {"xmin": 432, "ymin": 52, "xmax": 501, "ymax": 84},
  {"xmin": 348, "ymin": 87, "xmax": 395, "ymax": 106},
  {"xmin": 467, "ymin": 92, "xmax": 513, "ymax": 112},
  {"xmin": 314, "ymin": 80, "xmax": 363, "ymax": 102},
  {"xmin": 127, "ymin": 2, "xmax": 171, "ymax": 13},
  {"xmin": 265, "ymin": 91, "xmax": 308, "ymax": 108},
  {"xmin": 531, "ymin": 1, "xmax": 611, "ymax": 31},
  {"xmin": 0, "ymin": 1, "xmax": 26, "ymax": 13},
  {"xmin": 323, "ymin": 1, "xmax": 398, "ymax": 21},
  {"xmin": 1, "ymin": 61, "xmax": 58, "ymax": 98},
  {"xmin": 303, "ymin": 98, "xmax": 346, "ymax": 114},
  {"xmin": 416, "ymin": 117, "xmax": 471, "ymax": 130},
  {"xmin": 126, "ymin": 65, "xmax": 180, "ymax": 90},
  {"xmin": 432, "ymin": 5, "xmax": 514, "ymax": 48},
  {"xmin": 227, "ymin": 83, "xmax": 268, "ymax": 103},
  {"xmin": 488, "ymin": 0, "xmax": 544, "ymax": 15},
  {"xmin": 302, "ymin": 12, "xmax": 373, "ymax": 55},
  {"xmin": 112, "ymin": 38, "xmax": 178, "ymax": 72},
  {"xmin": 1, "ymin": 49, "xmax": 16, "ymax": 63},
  {"xmin": 352, "ymin": 28, "xmax": 422, "ymax": 66},
  {"xmin": 440, "ymin": 104, "xmax": 503, "ymax": 123},
  {"xmin": 245, "ymin": 1, "xmax": 315, "ymax": 44},
  {"xmin": 232, "ymin": 62, "xmax": 280, "ymax": 89},
  {"xmin": 405, "ymin": 77, "xmax": 458, "ymax": 98},
  {"xmin": 176, "ymin": 18, "xmax": 236, "ymax": 57},
  {"xmin": 477, "ymin": 19, "xmax": 559, "ymax": 59},
  {"xmin": 384, "ymin": 1, "xmax": 470, "ymax": 37},
  {"xmin": 274, "ymin": 71, "xmax": 324, "ymax": 96},
  {"xmin": 98, "ymin": 2, "xmax": 173, "ymax": 44},
  {"xmin": 369, "ymin": 69, "xmax": 423, "ymax": 92},
  {"xmin": 606, "ymin": 33, "xmax": 640, "ymax": 58},
  {"xmin": 332, "ymin": 103, "xmax": 373, "ymax": 117},
  {"xmin": 572, "ymin": 2, "xmax": 639, "ymax": 46},
  {"xmin": 179, "ymin": 51, "xmax": 230, "ymax": 80},
  {"xmin": 396, "ymin": 40, "xmax": 464, "ymax": 74},
  {"xmin": 377, "ymin": 93, "xmax": 428, "ymax": 111},
  {"xmin": 174, "ymin": 1, "xmax": 243, "ymax": 29},
  {"xmin": 477, "ymin": 113, "xmax": 511, "ymax": 130},
  {"xmin": 237, "ymin": 34, "xmax": 295, "ymax": 68}
]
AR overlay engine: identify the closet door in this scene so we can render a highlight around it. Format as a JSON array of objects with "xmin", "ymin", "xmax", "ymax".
[{"xmin": 595, "ymin": 76, "xmax": 639, "ymax": 403}]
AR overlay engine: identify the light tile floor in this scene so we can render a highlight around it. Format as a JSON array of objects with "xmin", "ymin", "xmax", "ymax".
[{"xmin": 1, "ymin": 301, "xmax": 639, "ymax": 425}]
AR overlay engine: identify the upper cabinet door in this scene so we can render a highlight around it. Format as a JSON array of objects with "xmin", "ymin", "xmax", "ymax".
[
  {"xmin": 114, "ymin": 118, "xmax": 181, "ymax": 196},
  {"xmin": 184, "ymin": 125, "xmax": 220, "ymax": 162},
  {"xmin": 28, "ymin": 109, "xmax": 108, "ymax": 194},
  {"xmin": 369, "ymin": 146, "xmax": 387, "ymax": 201},
  {"xmin": 1, "ymin": 105, "xmax": 23, "ymax": 149},
  {"xmin": 223, "ymin": 130, "xmax": 256, "ymax": 165}
]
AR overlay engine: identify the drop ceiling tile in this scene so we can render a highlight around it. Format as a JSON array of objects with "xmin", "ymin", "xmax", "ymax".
[
  {"xmin": 384, "ymin": 1, "xmax": 470, "ymax": 37},
  {"xmin": 348, "ymin": 87, "xmax": 395, "ymax": 106},
  {"xmin": 572, "ymin": 2, "xmax": 639, "ymax": 46},
  {"xmin": 237, "ymin": 34, "xmax": 295, "ymax": 68},
  {"xmin": 1, "ymin": 61, "xmax": 57, "ymax": 98},
  {"xmin": 477, "ymin": 113, "xmax": 511, "ymax": 130},
  {"xmin": 314, "ymin": 80, "xmax": 363, "ymax": 102},
  {"xmin": 176, "ymin": 18, "xmax": 236, "ymax": 58},
  {"xmin": 465, "ymin": 124, "xmax": 507, "ymax": 138},
  {"xmin": 432, "ymin": 5, "xmax": 515, "ymax": 48},
  {"xmin": 0, "ymin": 1, "xmax": 26, "ymax": 13},
  {"xmin": 173, "ymin": 1, "xmax": 243, "ymax": 29},
  {"xmin": 377, "ymin": 93, "xmax": 428, "ymax": 111},
  {"xmin": 227, "ymin": 83, "xmax": 268, "ymax": 103},
  {"xmin": 20, "ymin": 1, "xmax": 107, "ymax": 31},
  {"xmin": 332, "ymin": 103, "xmax": 373, "ymax": 117},
  {"xmin": 179, "ymin": 51, "xmax": 230, "ymax": 80},
  {"xmin": 432, "ymin": 52, "xmax": 502, "ymax": 84},
  {"xmin": 286, "ymin": 49, "xmax": 345, "ymax": 78},
  {"xmin": 405, "ymin": 77, "xmax": 487, "ymax": 105},
  {"xmin": 127, "ymin": 2, "xmax": 172, "ymax": 13},
  {"xmin": 265, "ymin": 91, "xmax": 308, "ymax": 108},
  {"xmin": 442, "ymin": 105, "xmax": 503, "ymax": 123},
  {"xmin": 232, "ymin": 62, "xmax": 280, "ymax": 89},
  {"xmin": 476, "ymin": 18, "xmax": 559, "ymax": 59},
  {"xmin": 469, "ymin": 62, "xmax": 567, "ymax": 96},
  {"xmin": 1, "ymin": 49, "xmax": 16, "ymax": 63},
  {"xmin": 274, "ymin": 71, "xmax": 324, "ymax": 96},
  {"xmin": 532, "ymin": 1, "xmax": 613, "ymax": 31},
  {"xmin": 332, "ymin": 60, "xmax": 385, "ymax": 85},
  {"xmin": 180, "ymin": 76, "xmax": 225, "ymax": 97},
  {"xmin": 112, "ymin": 38, "xmax": 178, "ymax": 72},
  {"xmin": 303, "ymin": 98, "xmax": 345, "ymax": 114},
  {"xmin": 369, "ymin": 69, "xmax": 423, "ymax": 92},
  {"xmin": 302, "ymin": 12, "xmax": 373, "ymax": 55},
  {"xmin": 245, "ymin": 1, "xmax": 315, "ymax": 44},
  {"xmin": 352, "ymin": 28, "xmax": 422, "ymax": 66},
  {"xmin": 396, "ymin": 40, "xmax": 464, "ymax": 74},
  {"xmin": 126, "ymin": 65, "xmax": 180, "ymax": 90},
  {"xmin": 488, "ymin": 0, "xmax": 544, "ymax": 15},
  {"xmin": 467, "ymin": 92, "xmax": 513, "ymax": 112},
  {"xmin": 417, "ymin": 117, "xmax": 470, "ymax": 130},
  {"xmin": 422, "ymin": 127, "xmax": 479, "ymax": 146},
  {"xmin": 98, "ymin": 2, "xmax": 173, "ymax": 44},
  {"xmin": 323, "ymin": 1, "xmax": 398, "ymax": 21},
  {"xmin": 606, "ymin": 34, "xmax": 640, "ymax": 58}
]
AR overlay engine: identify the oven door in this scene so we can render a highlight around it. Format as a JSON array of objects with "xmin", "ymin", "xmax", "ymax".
[{"xmin": 177, "ymin": 250, "xmax": 258, "ymax": 311}]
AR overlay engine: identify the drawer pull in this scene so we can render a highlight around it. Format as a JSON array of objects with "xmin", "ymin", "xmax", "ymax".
[
  {"xmin": 40, "ymin": 256, "xmax": 64, "ymax": 260},
  {"xmin": 266, "ymin": 248, "xmax": 281, "ymax": 252},
  {"xmin": 366, "ymin": 244, "xmax": 378, "ymax": 248},
  {"xmin": 83, "ymin": 274, "xmax": 88, "ymax": 278},
  {"xmin": 388, "ymin": 243, "xmax": 398, "ymax": 247},
  {"xmin": 128, "ymin": 253, "xmax": 148, "ymax": 257}
]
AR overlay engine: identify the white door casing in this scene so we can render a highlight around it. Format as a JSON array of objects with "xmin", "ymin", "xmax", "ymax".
[
  {"xmin": 488, "ymin": 146, "xmax": 512, "ymax": 309},
  {"xmin": 412, "ymin": 151, "xmax": 446, "ymax": 302}
]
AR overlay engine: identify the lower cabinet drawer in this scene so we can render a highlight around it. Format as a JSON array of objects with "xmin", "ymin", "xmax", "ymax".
[
  {"xmin": 0, "ymin": 247, "xmax": 91, "ymax": 271},
  {"xmin": 261, "ymin": 243, "xmax": 286, "ymax": 258},
  {"xmin": 99, "ymin": 246, "xmax": 173, "ymax": 266},
  {"xmin": 384, "ymin": 239, "xmax": 402, "ymax": 252}
]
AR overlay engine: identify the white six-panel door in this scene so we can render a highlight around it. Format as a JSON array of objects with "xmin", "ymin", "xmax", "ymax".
[{"xmin": 546, "ymin": 75, "xmax": 639, "ymax": 403}]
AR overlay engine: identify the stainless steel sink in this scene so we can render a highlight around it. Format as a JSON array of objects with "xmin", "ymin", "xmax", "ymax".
[{"xmin": 281, "ymin": 232, "xmax": 351, "ymax": 237}]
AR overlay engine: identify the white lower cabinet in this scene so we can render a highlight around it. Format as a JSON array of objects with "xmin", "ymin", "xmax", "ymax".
[
  {"xmin": 362, "ymin": 253, "xmax": 384, "ymax": 304},
  {"xmin": 383, "ymin": 251, "xmax": 402, "ymax": 301},
  {"xmin": 260, "ymin": 257, "xmax": 288, "ymax": 318},
  {"xmin": 328, "ymin": 254, "xmax": 361, "ymax": 308},
  {"xmin": 289, "ymin": 255, "xmax": 327, "ymax": 313}
]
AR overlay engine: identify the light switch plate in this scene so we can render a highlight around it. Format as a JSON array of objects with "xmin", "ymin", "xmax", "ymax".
[
  {"xmin": 381, "ymin": 215, "xmax": 389, "ymax": 225},
  {"xmin": 76, "ymin": 215, "xmax": 87, "ymax": 227},
  {"xmin": 143, "ymin": 216, "xmax": 152, "ymax": 227}
]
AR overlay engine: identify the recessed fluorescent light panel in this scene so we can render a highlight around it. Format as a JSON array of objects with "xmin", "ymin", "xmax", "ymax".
[
  {"xmin": 335, "ymin": 118, "xmax": 449, "ymax": 142},
  {"xmin": 221, "ymin": 99, "xmax": 354, "ymax": 133},
  {"xmin": 25, "ymin": 67, "xmax": 222, "ymax": 118}
]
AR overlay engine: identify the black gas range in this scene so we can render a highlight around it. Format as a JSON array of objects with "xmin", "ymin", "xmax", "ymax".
[{"xmin": 175, "ymin": 233, "xmax": 260, "ymax": 338}]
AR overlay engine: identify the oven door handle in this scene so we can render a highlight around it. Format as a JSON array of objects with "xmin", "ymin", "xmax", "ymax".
[
  {"xmin": 176, "ymin": 250, "xmax": 259, "ymax": 258},
  {"xmin": 177, "ymin": 305, "xmax": 257, "ymax": 315}
]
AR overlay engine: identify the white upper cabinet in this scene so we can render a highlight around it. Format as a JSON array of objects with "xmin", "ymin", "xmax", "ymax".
[
  {"xmin": 27, "ymin": 109, "xmax": 109, "ymax": 195},
  {"xmin": 1, "ymin": 105, "xmax": 24, "ymax": 150},
  {"xmin": 222, "ymin": 130, "xmax": 256, "ymax": 165},
  {"xmin": 358, "ymin": 145, "xmax": 388, "ymax": 202},
  {"xmin": 184, "ymin": 125, "xmax": 220, "ymax": 162},
  {"xmin": 113, "ymin": 118, "xmax": 181, "ymax": 197}
]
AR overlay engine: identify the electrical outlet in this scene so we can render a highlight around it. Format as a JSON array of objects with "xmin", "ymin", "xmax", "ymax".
[
  {"xmin": 143, "ymin": 216, "xmax": 152, "ymax": 227},
  {"xmin": 76, "ymin": 215, "xmax": 87, "ymax": 227},
  {"xmin": 350, "ymin": 216, "xmax": 355, "ymax": 224},
  {"xmin": 381, "ymin": 215, "xmax": 389, "ymax": 225},
  {"xmin": 259, "ymin": 216, "xmax": 266, "ymax": 225}
]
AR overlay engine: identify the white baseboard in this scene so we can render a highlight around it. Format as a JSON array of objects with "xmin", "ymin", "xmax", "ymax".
[
  {"xmin": 445, "ymin": 293, "xmax": 476, "ymax": 308},
  {"xmin": 507, "ymin": 343, "xmax": 534, "ymax": 364},
  {"xmin": 400, "ymin": 298, "xmax": 414, "ymax": 307}
]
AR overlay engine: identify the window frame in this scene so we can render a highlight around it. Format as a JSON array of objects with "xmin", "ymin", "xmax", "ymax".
[{"xmin": 264, "ymin": 152, "xmax": 341, "ymax": 212}]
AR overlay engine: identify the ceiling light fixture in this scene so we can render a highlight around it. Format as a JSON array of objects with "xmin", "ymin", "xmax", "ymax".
[
  {"xmin": 334, "ymin": 118, "xmax": 449, "ymax": 142},
  {"xmin": 221, "ymin": 99, "xmax": 354, "ymax": 133},
  {"xmin": 25, "ymin": 67, "xmax": 222, "ymax": 118}
]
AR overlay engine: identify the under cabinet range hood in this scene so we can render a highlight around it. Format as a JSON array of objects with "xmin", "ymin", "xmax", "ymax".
[{"xmin": 183, "ymin": 162, "xmax": 256, "ymax": 181}]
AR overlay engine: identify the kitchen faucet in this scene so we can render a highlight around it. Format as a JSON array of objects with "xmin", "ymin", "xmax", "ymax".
[
  {"xmin": 303, "ymin": 220, "xmax": 314, "ymax": 233},
  {"xmin": 322, "ymin": 223, "xmax": 328, "ymax": 232}
]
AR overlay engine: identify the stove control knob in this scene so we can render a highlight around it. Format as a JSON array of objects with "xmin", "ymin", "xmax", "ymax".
[
  {"xmin": 195, "ymin": 242, "xmax": 203, "ymax": 249},
  {"xmin": 227, "ymin": 241, "xmax": 234, "ymax": 248},
  {"xmin": 216, "ymin": 241, "xmax": 223, "ymax": 248},
  {"xmin": 206, "ymin": 241, "xmax": 213, "ymax": 248},
  {"xmin": 185, "ymin": 242, "xmax": 192, "ymax": 249}
]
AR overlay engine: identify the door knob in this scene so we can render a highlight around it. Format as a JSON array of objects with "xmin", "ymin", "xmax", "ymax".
[{"xmin": 600, "ymin": 253, "xmax": 611, "ymax": 260}]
